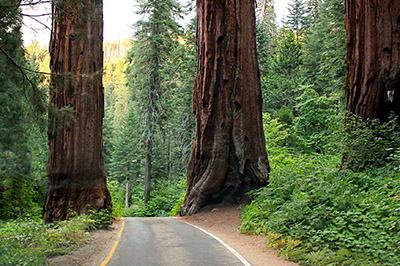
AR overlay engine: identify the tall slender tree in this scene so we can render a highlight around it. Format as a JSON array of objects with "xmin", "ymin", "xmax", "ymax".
[
  {"xmin": 0, "ymin": 0, "xmax": 48, "ymax": 219},
  {"xmin": 345, "ymin": 0, "xmax": 400, "ymax": 121},
  {"xmin": 43, "ymin": 0, "xmax": 112, "ymax": 222},
  {"xmin": 126, "ymin": 0, "xmax": 182, "ymax": 203},
  {"xmin": 0, "ymin": 1, "xmax": 31, "ymax": 218},
  {"xmin": 286, "ymin": 0, "xmax": 309, "ymax": 44},
  {"xmin": 180, "ymin": 0, "xmax": 270, "ymax": 216}
]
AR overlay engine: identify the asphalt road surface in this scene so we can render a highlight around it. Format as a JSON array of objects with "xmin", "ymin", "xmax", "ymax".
[{"xmin": 107, "ymin": 217, "xmax": 246, "ymax": 266}]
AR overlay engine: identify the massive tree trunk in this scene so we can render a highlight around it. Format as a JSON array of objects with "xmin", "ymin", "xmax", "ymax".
[
  {"xmin": 43, "ymin": 0, "xmax": 112, "ymax": 223},
  {"xmin": 345, "ymin": 0, "xmax": 400, "ymax": 121},
  {"xmin": 180, "ymin": 0, "xmax": 270, "ymax": 216}
]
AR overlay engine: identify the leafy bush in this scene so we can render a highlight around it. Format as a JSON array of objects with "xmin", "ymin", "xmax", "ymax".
[
  {"xmin": 240, "ymin": 112, "xmax": 400, "ymax": 265},
  {"xmin": 107, "ymin": 179, "xmax": 125, "ymax": 217},
  {"xmin": 241, "ymin": 152, "xmax": 400, "ymax": 265},
  {"xmin": 169, "ymin": 178, "xmax": 187, "ymax": 216},
  {"xmin": 293, "ymin": 87, "xmax": 344, "ymax": 153},
  {"xmin": 344, "ymin": 114, "xmax": 400, "ymax": 171},
  {"xmin": 89, "ymin": 208, "xmax": 114, "ymax": 229}
]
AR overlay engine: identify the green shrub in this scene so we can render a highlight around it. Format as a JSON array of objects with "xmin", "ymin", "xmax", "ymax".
[
  {"xmin": 107, "ymin": 179, "xmax": 125, "ymax": 217},
  {"xmin": 89, "ymin": 208, "xmax": 114, "ymax": 229},
  {"xmin": 344, "ymin": 114, "xmax": 400, "ymax": 171},
  {"xmin": 169, "ymin": 178, "xmax": 187, "ymax": 216},
  {"xmin": 240, "ymin": 154, "xmax": 400, "ymax": 265},
  {"xmin": 240, "ymin": 114, "xmax": 400, "ymax": 265},
  {"xmin": 0, "ymin": 215, "xmax": 96, "ymax": 265}
]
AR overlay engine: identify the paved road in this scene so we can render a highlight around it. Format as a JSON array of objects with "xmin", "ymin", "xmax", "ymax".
[{"xmin": 107, "ymin": 217, "xmax": 246, "ymax": 266}]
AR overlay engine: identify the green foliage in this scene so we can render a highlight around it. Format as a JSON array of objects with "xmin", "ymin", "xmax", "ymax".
[
  {"xmin": 123, "ymin": 178, "xmax": 186, "ymax": 217},
  {"xmin": 241, "ymin": 115, "xmax": 400, "ymax": 265},
  {"xmin": 293, "ymin": 86, "xmax": 344, "ymax": 153},
  {"xmin": 241, "ymin": 153, "xmax": 399, "ymax": 265},
  {"xmin": 107, "ymin": 179, "xmax": 125, "ymax": 217},
  {"xmin": 169, "ymin": 178, "xmax": 187, "ymax": 216},
  {"xmin": 0, "ymin": 3, "xmax": 47, "ymax": 220},
  {"xmin": 0, "ymin": 215, "xmax": 96, "ymax": 265},
  {"xmin": 261, "ymin": 27, "xmax": 303, "ymax": 115},
  {"xmin": 344, "ymin": 114, "xmax": 400, "ymax": 171},
  {"xmin": 88, "ymin": 208, "xmax": 114, "ymax": 229},
  {"xmin": 105, "ymin": 3, "xmax": 195, "ymax": 207}
]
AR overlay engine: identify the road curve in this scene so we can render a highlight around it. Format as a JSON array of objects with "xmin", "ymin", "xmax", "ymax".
[{"xmin": 106, "ymin": 217, "xmax": 246, "ymax": 266}]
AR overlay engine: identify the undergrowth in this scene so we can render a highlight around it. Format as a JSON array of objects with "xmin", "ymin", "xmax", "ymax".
[
  {"xmin": 0, "ymin": 209, "xmax": 113, "ymax": 266},
  {"xmin": 119, "ymin": 178, "xmax": 186, "ymax": 217},
  {"xmin": 240, "ymin": 114, "xmax": 400, "ymax": 266}
]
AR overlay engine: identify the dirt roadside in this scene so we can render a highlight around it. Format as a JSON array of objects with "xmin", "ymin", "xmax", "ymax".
[
  {"xmin": 178, "ymin": 204, "xmax": 298, "ymax": 266},
  {"xmin": 48, "ymin": 206, "xmax": 297, "ymax": 266},
  {"xmin": 47, "ymin": 218, "xmax": 123, "ymax": 266}
]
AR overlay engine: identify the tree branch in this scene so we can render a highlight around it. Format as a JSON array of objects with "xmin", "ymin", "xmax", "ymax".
[
  {"xmin": 0, "ymin": 45, "xmax": 47, "ymax": 113},
  {"xmin": 24, "ymin": 14, "xmax": 51, "ymax": 31}
]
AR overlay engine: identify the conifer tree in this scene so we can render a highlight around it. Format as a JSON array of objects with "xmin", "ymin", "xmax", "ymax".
[
  {"xmin": 286, "ymin": 0, "xmax": 309, "ymax": 44},
  {"xmin": 0, "ymin": 1, "xmax": 30, "ymax": 218},
  {"xmin": 302, "ymin": 0, "xmax": 346, "ymax": 95},
  {"xmin": 126, "ymin": 0, "xmax": 182, "ymax": 203}
]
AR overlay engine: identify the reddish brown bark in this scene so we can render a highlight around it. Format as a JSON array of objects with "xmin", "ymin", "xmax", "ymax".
[
  {"xmin": 345, "ymin": 0, "xmax": 400, "ymax": 121},
  {"xmin": 43, "ymin": 0, "xmax": 111, "ymax": 223},
  {"xmin": 180, "ymin": 0, "xmax": 270, "ymax": 216}
]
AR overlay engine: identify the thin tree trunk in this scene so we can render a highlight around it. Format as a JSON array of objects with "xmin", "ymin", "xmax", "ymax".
[
  {"xmin": 180, "ymin": 0, "xmax": 270, "ymax": 216},
  {"xmin": 43, "ymin": 0, "xmax": 112, "ymax": 223},
  {"xmin": 125, "ymin": 181, "xmax": 130, "ymax": 211},
  {"xmin": 144, "ymin": 138, "xmax": 152, "ymax": 204},
  {"xmin": 167, "ymin": 137, "xmax": 172, "ymax": 181},
  {"xmin": 345, "ymin": 0, "xmax": 400, "ymax": 121}
]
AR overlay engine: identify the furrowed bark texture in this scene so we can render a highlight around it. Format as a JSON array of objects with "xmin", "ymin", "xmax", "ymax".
[
  {"xmin": 43, "ymin": 0, "xmax": 112, "ymax": 222},
  {"xmin": 180, "ymin": 0, "xmax": 270, "ymax": 216},
  {"xmin": 345, "ymin": 0, "xmax": 400, "ymax": 120}
]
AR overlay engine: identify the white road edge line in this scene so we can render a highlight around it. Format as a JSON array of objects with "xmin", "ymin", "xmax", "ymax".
[{"xmin": 183, "ymin": 221, "xmax": 252, "ymax": 266}]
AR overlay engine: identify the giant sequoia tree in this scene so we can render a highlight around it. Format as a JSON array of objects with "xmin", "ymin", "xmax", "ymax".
[
  {"xmin": 180, "ymin": 0, "xmax": 270, "ymax": 216},
  {"xmin": 345, "ymin": 0, "xmax": 400, "ymax": 121},
  {"xmin": 43, "ymin": 0, "xmax": 112, "ymax": 222}
]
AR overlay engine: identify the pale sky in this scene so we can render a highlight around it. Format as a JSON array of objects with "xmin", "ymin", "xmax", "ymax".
[
  {"xmin": 22, "ymin": 0, "xmax": 291, "ymax": 46},
  {"xmin": 275, "ymin": 0, "xmax": 291, "ymax": 24}
]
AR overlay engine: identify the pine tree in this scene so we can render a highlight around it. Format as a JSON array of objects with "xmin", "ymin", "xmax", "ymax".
[
  {"xmin": 286, "ymin": 0, "xmax": 309, "ymax": 44},
  {"xmin": 262, "ymin": 27, "xmax": 303, "ymax": 118},
  {"xmin": 126, "ymin": 0, "xmax": 182, "ymax": 203},
  {"xmin": 0, "ymin": 1, "xmax": 47, "ymax": 218},
  {"xmin": 161, "ymin": 18, "xmax": 196, "ymax": 178},
  {"xmin": 302, "ymin": 0, "xmax": 346, "ymax": 95}
]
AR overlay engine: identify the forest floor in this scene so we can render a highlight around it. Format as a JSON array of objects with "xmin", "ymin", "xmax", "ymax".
[{"xmin": 47, "ymin": 205, "xmax": 297, "ymax": 266}]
